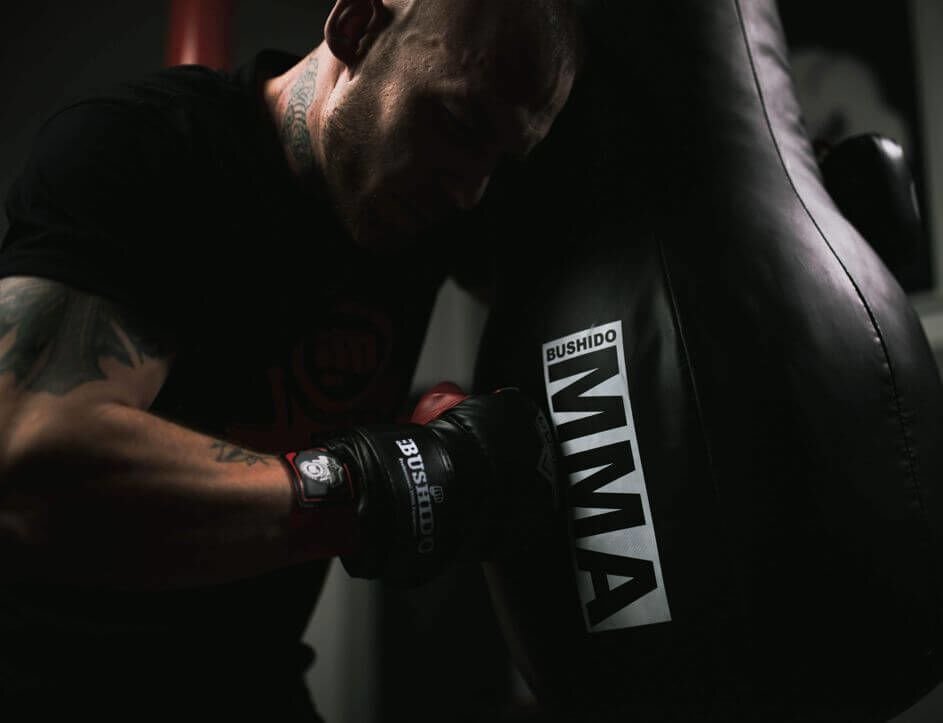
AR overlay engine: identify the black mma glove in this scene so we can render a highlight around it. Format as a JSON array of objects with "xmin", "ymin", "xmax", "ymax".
[{"xmin": 281, "ymin": 384, "xmax": 560, "ymax": 587}]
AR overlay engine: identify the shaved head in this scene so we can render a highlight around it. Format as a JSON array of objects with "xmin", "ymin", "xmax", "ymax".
[
  {"xmin": 308, "ymin": 0, "xmax": 581, "ymax": 247},
  {"xmin": 389, "ymin": 0, "xmax": 583, "ymax": 97}
]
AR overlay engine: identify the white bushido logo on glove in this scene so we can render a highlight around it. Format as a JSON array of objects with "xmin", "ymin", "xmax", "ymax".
[
  {"xmin": 300, "ymin": 455, "xmax": 341, "ymax": 485},
  {"xmin": 284, "ymin": 448, "xmax": 351, "ymax": 506}
]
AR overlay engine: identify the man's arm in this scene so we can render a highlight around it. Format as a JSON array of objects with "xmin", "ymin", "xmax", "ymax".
[
  {"xmin": 0, "ymin": 276, "xmax": 326, "ymax": 592},
  {"xmin": 0, "ymin": 276, "xmax": 558, "ymax": 593}
]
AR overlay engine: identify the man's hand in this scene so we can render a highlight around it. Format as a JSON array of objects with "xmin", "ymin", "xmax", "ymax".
[{"xmin": 282, "ymin": 383, "xmax": 561, "ymax": 587}]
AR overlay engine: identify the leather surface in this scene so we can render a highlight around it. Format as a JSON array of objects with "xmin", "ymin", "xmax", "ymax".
[{"xmin": 473, "ymin": 1, "xmax": 943, "ymax": 720}]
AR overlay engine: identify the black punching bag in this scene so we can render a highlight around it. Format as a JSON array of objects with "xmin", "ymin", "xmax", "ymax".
[{"xmin": 473, "ymin": 0, "xmax": 943, "ymax": 720}]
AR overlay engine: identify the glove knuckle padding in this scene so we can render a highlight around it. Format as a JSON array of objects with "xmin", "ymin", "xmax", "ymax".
[
  {"xmin": 441, "ymin": 393, "xmax": 525, "ymax": 461},
  {"xmin": 441, "ymin": 390, "xmax": 560, "ymax": 553}
]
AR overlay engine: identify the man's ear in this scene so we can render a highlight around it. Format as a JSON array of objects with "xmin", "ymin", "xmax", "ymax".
[{"xmin": 324, "ymin": 0, "xmax": 393, "ymax": 68}]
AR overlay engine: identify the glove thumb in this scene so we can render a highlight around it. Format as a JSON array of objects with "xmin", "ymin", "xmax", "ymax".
[{"xmin": 411, "ymin": 381, "xmax": 469, "ymax": 424}]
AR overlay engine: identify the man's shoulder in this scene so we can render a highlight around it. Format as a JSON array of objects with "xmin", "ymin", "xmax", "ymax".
[
  {"xmin": 101, "ymin": 50, "xmax": 301, "ymax": 134},
  {"xmin": 29, "ymin": 50, "xmax": 299, "ymax": 174},
  {"xmin": 18, "ymin": 59, "xmax": 279, "ymax": 210},
  {"xmin": 41, "ymin": 63, "xmax": 246, "ymax": 144}
]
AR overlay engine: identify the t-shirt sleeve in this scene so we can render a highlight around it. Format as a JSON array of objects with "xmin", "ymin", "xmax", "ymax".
[{"xmin": 0, "ymin": 100, "xmax": 201, "ymax": 335}]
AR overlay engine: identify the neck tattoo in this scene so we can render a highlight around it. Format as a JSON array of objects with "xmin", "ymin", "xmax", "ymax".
[{"xmin": 281, "ymin": 54, "xmax": 320, "ymax": 170}]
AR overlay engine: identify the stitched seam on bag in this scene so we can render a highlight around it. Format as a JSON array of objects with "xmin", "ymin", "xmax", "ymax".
[
  {"xmin": 656, "ymin": 235, "xmax": 722, "ymax": 504},
  {"xmin": 734, "ymin": 0, "xmax": 935, "ymax": 654}
]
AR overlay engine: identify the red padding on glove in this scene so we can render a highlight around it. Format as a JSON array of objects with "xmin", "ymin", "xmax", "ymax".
[{"xmin": 411, "ymin": 381, "xmax": 469, "ymax": 424}]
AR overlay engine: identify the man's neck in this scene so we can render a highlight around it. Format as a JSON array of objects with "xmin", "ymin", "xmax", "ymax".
[{"xmin": 263, "ymin": 45, "xmax": 339, "ymax": 178}]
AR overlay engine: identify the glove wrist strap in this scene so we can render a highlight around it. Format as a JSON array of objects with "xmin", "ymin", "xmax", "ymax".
[
  {"xmin": 281, "ymin": 448, "xmax": 359, "ymax": 556},
  {"xmin": 282, "ymin": 448, "xmax": 356, "ymax": 508}
]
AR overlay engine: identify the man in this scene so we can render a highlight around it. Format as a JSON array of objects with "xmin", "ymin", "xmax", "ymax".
[{"xmin": 0, "ymin": 0, "xmax": 580, "ymax": 720}]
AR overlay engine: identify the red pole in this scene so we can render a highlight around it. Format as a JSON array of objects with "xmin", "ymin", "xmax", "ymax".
[{"xmin": 165, "ymin": 0, "xmax": 235, "ymax": 70}]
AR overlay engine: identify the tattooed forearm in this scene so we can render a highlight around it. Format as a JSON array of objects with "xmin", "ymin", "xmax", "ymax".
[
  {"xmin": 280, "ymin": 53, "xmax": 320, "ymax": 169},
  {"xmin": 210, "ymin": 441, "xmax": 274, "ymax": 467},
  {"xmin": 0, "ymin": 277, "xmax": 174, "ymax": 395}
]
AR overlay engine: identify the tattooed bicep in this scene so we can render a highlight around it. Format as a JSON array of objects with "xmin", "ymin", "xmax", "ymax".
[{"xmin": 0, "ymin": 276, "xmax": 176, "ymax": 408}]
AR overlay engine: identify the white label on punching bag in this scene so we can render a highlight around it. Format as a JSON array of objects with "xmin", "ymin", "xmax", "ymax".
[{"xmin": 543, "ymin": 321, "xmax": 671, "ymax": 632}]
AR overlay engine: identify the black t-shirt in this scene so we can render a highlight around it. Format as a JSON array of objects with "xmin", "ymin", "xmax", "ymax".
[{"xmin": 0, "ymin": 50, "xmax": 448, "ymax": 711}]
